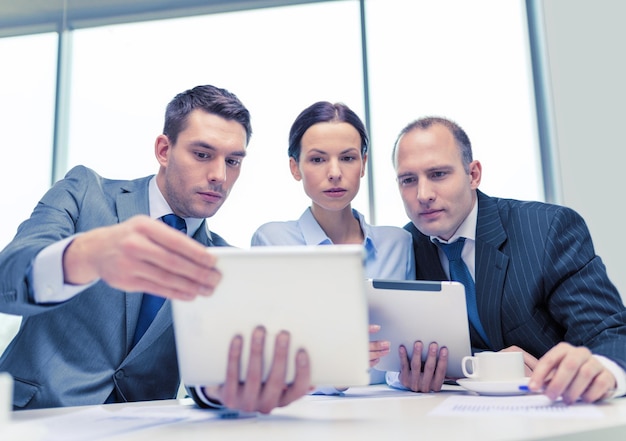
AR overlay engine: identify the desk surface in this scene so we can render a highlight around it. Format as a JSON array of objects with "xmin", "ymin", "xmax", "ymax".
[{"xmin": 7, "ymin": 385, "xmax": 626, "ymax": 441}]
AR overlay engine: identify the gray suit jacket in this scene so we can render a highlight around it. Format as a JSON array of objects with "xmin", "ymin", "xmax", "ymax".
[
  {"xmin": 406, "ymin": 190, "xmax": 626, "ymax": 370},
  {"xmin": 0, "ymin": 166, "xmax": 228, "ymax": 409}
]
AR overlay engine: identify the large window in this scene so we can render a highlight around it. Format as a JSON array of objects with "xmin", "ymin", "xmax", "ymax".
[
  {"xmin": 1, "ymin": 0, "xmax": 540, "ymax": 249},
  {"xmin": 66, "ymin": 0, "xmax": 540, "ymax": 247},
  {"xmin": 0, "ymin": 33, "xmax": 57, "ymax": 248}
]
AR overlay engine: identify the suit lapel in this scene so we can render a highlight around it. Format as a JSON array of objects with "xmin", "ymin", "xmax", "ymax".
[
  {"xmin": 192, "ymin": 220, "xmax": 213, "ymax": 247},
  {"xmin": 116, "ymin": 178, "xmax": 151, "ymax": 223},
  {"xmin": 474, "ymin": 191, "xmax": 509, "ymax": 349},
  {"xmin": 115, "ymin": 178, "xmax": 152, "ymax": 352}
]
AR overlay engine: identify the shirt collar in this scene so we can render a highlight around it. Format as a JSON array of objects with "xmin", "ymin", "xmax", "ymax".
[
  {"xmin": 298, "ymin": 208, "xmax": 333, "ymax": 245},
  {"xmin": 354, "ymin": 210, "xmax": 377, "ymax": 253},
  {"xmin": 148, "ymin": 176, "xmax": 203, "ymax": 237},
  {"xmin": 298, "ymin": 207, "xmax": 375, "ymax": 252}
]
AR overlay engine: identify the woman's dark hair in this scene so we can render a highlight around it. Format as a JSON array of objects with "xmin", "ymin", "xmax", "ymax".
[{"xmin": 288, "ymin": 101, "xmax": 368, "ymax": 162}]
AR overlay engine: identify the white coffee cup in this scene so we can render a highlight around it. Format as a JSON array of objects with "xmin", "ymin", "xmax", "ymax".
[
  {"xmin": 461, "ymin": 351, "xmax": 525, "ymax": 381},
  {"xmin": 0, "ymin": 372, "xmax": 13, "ymax": 425}
]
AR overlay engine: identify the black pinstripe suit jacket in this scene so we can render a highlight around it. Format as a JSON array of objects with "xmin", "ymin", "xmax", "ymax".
[{"xmin": 405, "ymin": 190, "xmax": 626, "ymax": 370}]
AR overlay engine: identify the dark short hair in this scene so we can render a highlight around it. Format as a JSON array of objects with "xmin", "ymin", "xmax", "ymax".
[
  {"xmin": 163, "ymin": 85, "xmax": 252, "ymax": 145},
  {"xmin": 392, "ymin": 116, "xmax": 472, "ymax": 172},
  {"xmin": 288, "ymin": 101, "xmax": 369, "ymax": 162}
]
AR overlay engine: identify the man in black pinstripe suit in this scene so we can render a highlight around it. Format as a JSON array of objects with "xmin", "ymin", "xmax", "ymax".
[{"xmin": 391, "ymin": 116, "xmax": 626, "ymax": 405}]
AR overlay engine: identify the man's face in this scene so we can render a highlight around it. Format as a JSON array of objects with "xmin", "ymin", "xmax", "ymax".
[
  {"xmin": 155, "ymin": 109, "xmax": 247, "ymax": 219},
  {"xmin": 394, "ymin": 123, "xmax": 481, "ymax": 241}
]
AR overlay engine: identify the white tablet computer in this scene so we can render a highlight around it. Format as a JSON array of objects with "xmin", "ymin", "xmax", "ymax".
[
  {"xmin": 172, "ymin": 245, "xmax": 371, "ymax": 388},
  {"xmin": 367, "ymin": 279, "xmax": 472, "ymax": 379}
]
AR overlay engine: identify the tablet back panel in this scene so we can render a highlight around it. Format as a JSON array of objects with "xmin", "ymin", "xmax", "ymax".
[
  {"xmin": 367, "ymin": 279, "xmax": 472, "ymax": 379},
  {"xmin": 173, "ymin": 245, "xmax": 371, "ymax": 387}
]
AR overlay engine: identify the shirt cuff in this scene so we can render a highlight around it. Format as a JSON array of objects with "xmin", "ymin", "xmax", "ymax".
[
  {"xmin": 594, "ymin": 354, "xmax": 626, "ymax": 398},
  {"xmin": 385, "ymin": 371, "xmax": 409, "ymax": 391},
  {"xmin": 31, "ymin": 234, "xmax": 97, "ymax": 304},
  {"xmin": 188, "ymin": 386, "xmax": 225, "ymax": 409}
]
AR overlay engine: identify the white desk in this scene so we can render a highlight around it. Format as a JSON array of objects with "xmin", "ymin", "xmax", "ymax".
[{"xmin": 7, "ymin": 385, "xmax": 626, "ymax": 441}]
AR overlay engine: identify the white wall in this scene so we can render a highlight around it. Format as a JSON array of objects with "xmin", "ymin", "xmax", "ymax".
[{"xmin": 541, "ymin": 0, "xmax": 626, "ymax": 301}]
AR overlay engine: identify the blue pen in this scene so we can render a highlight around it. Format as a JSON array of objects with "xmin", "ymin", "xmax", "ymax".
[{"xmin": 519, "ymin": 384, "xmax": 544, "ymax": 393}]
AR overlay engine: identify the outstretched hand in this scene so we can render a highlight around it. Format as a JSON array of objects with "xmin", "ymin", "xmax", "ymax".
[{"xmin": 63, "ymin": 215, "xmax": 221, "ymax": 300}]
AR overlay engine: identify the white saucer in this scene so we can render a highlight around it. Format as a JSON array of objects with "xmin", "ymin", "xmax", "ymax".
[{"xmin": 457, "ymin": 377, "xmax": 530, "ymax": 396}]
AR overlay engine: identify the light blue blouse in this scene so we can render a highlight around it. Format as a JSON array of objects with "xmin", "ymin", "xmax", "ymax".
[{"xmin": 251, "ymin": 207, "xmax": 415, "ymax": 280}]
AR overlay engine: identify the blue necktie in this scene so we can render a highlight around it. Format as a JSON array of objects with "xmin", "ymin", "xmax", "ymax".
[
  {"xmin": 131, "ymin": 214, "xmax": 187, "ymax": 347},
  {"xmin": 436, "ymin": 238, "xmax": 491, "ymax": 347}
]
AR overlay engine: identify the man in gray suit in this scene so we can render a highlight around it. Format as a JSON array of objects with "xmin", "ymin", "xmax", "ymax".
[
  {"xmin": 391, "ymin": 116, "xmax": 626, "ymax": 404},
  {"xmin": 0, "ymin": 85, "xmax": 310, "ymax": 412}
]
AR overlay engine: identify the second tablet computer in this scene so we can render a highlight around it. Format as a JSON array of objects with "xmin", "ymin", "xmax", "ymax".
[{"xmin": 367, "ymin": 279, "xmax": 472, "ymax": 379}]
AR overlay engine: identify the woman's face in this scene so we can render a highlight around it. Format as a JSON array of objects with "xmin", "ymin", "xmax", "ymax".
[{"xmin": 290, "ymin": 121, "xmax": 366, "ymax": 212}]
